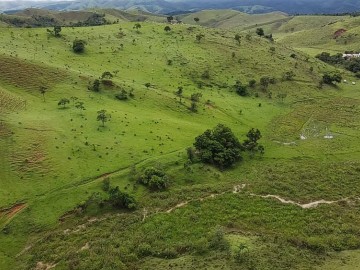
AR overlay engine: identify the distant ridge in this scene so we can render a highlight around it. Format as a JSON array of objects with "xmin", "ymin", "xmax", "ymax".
[{"xmin": 1, "ymin": 0, "xmax": 360, "ymax": 15}]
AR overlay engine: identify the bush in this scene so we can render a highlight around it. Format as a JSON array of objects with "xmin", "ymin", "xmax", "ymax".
[
  {"xmin": 102, "ymin": 178, "xmax": 110, "ymax": 191},
  {"xmin": 139, "ymin": 167, "xmax": 169, "ymax": 190},
  {"xmin": 322, "ymin": 72, "xmax": 342, "ymax": 85},
  {"xmin": 115, "ymin": 89, "xmax": 128, "ymax": 100},
  {"xmin": 108, "ymin": 186, "xmax": 136, "ymax": 209},
  {"xmin": 194, "ymin": 124, "xmax": 243, "ymax": 169},
  {"xmin": 72, "ymin": 39, "xmax": 86, "ymax": 53},
  {"xmin": 208, "ymin": 227, "xmax": 230, "ymax": 251},
  {"xmin": 234, "ymin": 80, "xmax": 248, "ymax": 96}
]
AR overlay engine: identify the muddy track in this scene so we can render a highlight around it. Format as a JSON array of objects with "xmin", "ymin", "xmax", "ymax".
[{"xmin": 0, "ymin": 203, "xmax": 27, "ymax": 226}]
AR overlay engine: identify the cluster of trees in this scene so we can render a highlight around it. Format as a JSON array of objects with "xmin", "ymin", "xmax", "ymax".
[
  {"xmin": 102, "ymin": 179, "xmax": 136, "ymax": 209},
  {"xmin": 191, "ymin": 124, "xmax": 264, "ymax": 169},
  {"xmin": 138, "ymin": 167, "xmax": 170, "ymax": 191},
  {"xmin": 256, "ymin": 28, "xmax": 273, "ymax": 41},
  {"xmin": 316, "ymin": 52, "xmax": 360, "ymax": 73}
]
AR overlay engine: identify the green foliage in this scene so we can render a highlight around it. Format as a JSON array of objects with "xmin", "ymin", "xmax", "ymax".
[
  {"xmin": 164, "ymin": 26, "xmax": 171, "ymax": 32},
  {"xmin": 243, "ymin": 128, "xmax": 264, "ymax": 156},
  {"xmin": 90, "ymin": 79, "xmax": 100, "ymax": 92},
  {"xmin": 72, "ymin": 39, "xmax": 86, "ymax": 53},
  {"xmin": 108, "ymin": 186, "xmax": 136, "ymax": 209},
  {"xmin": 196, "ymin": 33, "xmax": 204, "ymax": 43},
  {"xmin": 322, "ymin": 72, "xmax": 342, "ymax": 85},
  {"xmin": 208, "ymin": 227, "xmax": 230, "ymax": 251},
  {"xmin": 101, "ymin": 71, "xmax": 113, "ymax": 79},
  {"xmin": 190, "ymin": 92, "xmax": 202, "ymax": 102},
  {"xmin": 256, "ymin": 28, "xmax": 264, "ymax": 37},
  {"xmin": 194, "ymin": 124, "xmax": 243, "ymax": 169},
  {"xmin": 282, "ymin": 71, "xmax": 295, "ymax": 81},
  {"xmin": 102, "ymin": 178, "xmax": 110, "ymax": 192},
  {"xmin": 115, "ymin": 89, "xmax": 128, "ymax": 100},
  {"xmin": 97, "ymin": 109, "xmax": 109, "ymax": 127},
  {"xmin": 248, "ymin": 79, "xmax": 256, "ymax": 88},
  {"xmin": 189, "ymin": 101, "xmax": 198, "ymax": 112},
  {"xmin": 234, "ymin": 33, "xmax": 241, "ymax": 44},
  {"xmin": 139, "ymin": 167, "xmax": 169, "ymax": 190},
  {"xmin": 234, "ymin": 80, "xmax": 248, "ymax": 96},
  {"xmin": 57, "ymin": 98, "xmax": 70, "ymax": 108}
]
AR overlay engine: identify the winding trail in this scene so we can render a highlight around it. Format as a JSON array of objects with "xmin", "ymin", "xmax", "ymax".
[{"xmin": 250, "ymin": 194, "xmax": 349, "ymax": 209}]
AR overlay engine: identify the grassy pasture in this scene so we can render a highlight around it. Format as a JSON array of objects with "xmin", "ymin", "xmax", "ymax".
[{"xmin": 0, "ymin": 18, "xmax": 359, "ymax": 269}]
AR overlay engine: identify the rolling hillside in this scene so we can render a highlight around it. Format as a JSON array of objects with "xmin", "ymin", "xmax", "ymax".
[
  {"xmin": 179, "ymin": 9, "xmax": 290, "ymax": 31},
  {"xmin": 0, "ymin": 12, "xmax": 360, "ymax": 270}
]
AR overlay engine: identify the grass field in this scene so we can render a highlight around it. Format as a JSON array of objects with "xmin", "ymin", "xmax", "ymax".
[{"xmin": 0, "ymin": 14, "xmax": 360, "ymax": 270}]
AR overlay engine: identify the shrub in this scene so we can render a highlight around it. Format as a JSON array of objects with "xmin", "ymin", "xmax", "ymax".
[
  {"xmin": 139, "ymin": 167, "xmax": 169, "ymax": 190},
  {"xmin": 234, "ymin": 80, "xmax": 248, "ymax": 96},
  {"xmin": 72, "ymin": 39, "xmax": 86, "ymax": 53},
  {"xmin": 108, "ymin": 186, "xmax": 136, "ymax": 209},
  {"xmin": 115, "ymin": 89, "xmax": 128, "ymax": 100},
  {"xmin": 208, "ymin": 227, "xmax": 230, "ymax": 251}
]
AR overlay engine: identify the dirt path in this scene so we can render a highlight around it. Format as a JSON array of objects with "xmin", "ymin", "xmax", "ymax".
[
  {"xmin": 0, "ymin": 203, "xmax": 27, "ymax": 225},
  {"xmin": 251, "ymin": 194, "xmax": 348, "ymax": 209}
]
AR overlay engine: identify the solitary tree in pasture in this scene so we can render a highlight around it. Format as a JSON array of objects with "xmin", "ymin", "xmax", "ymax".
[
  {"xmin": 256, "ymin": 28, "xmax": 265, "ymax": 37},
  {"xmin": 164, "ymin": 26, "xmax": 172, "ymax": 33},
  {"xmin": 75, "ymin": 101, "xmax": 85, "ymax": 114},
  {"xmin": 39, "ymin": 86, "xmax": 47, "ymax": 102},
  {"xmin": 54, "ymin": 26, "xmax": 62, "ymax": 37},
  {"xmin": 97, "ymin": 109, "xmax": 109, "ymax": 127},
  {"xmin": 194, "ymin": 17, "xmax": 200, "ymax": 23},
  {"xmin": 58, "ymin": 98, "xmax": 70, "ymax": 108},
  {"xmin": 176, "ymin": 86, "xmax": 183, "ymax": 103},
  {"xmin": 133, "ymin": 23, "xmax": 142, "ymax": 33},
  {"xmin": 234, "ymin": 34, "xmax": 241, "ymax": 45},
  {"xmin": 72, "ymin": 39, "xmax": 86, "ymax": 53}
]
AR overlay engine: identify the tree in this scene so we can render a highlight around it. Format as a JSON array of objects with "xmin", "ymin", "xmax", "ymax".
[
  {"xmin": 176, "ymin": 86, "xmax": 183, "ymax": 103},
  {"xmin": 39, "ymin": 86, "xmax": 47, "ymax": 102},
  {"xmin": 234, "ymin": 34, "xmax": 241, "ymax": 45},
  {"xmin": 72, "ymin": 39, "xmax": 86, "ymax": 53},
  {"xmin": 190, "ymin": 92, "xmax": 202, "ymax": 102},
  {"xmin": 164, "ymin": 26, "xmax": 171, "ymax": 32},
  {"xmin": 189, "ymin": 101, "xmax": 198, "ymax": 112},
  {"xmin": 115, "ymin": 89, "xmax": 128, "ymax": 100},
  {"xmin": 196, "ymin": 34, "xmax": 204, "ymax": 43},
  {"xmin": 166, "ymin": 16, "xmax": 174, "ymax": 23},
  {"xmin": 234, "ymin": 80, "xmax": 248, "ymax": 96},
  {"xmin": 54, "ymin": 26, "xmax": 61, "ymax": 37},
  {"xmin": 322, "ymin": 72, "xmax": 342, "ymax": 85},
  {"xmin": 243, "ymin": 128, "xmax": 264, "ymax": 157},
  {"xmin": 90, "ymin": 79, "xmax": 100, "ymax": 92},
  {"xmin": 256, "ymin": 28, "xmax": 264, "ymax": 37},
  {"xmin": 133, "ymin": 23, "xmax": 141, "ymax": 33},
  {"xmin": 194, "ymin": 17, "xmax": 200, "ymax": 23},
  {"xmin": 145, "ymin": 82, "xmax": 151, "ymax": 89},
  {"xmin": 75, "ymin": 101, "xmax": 85, "ymax": 114},
  {"xmin": 282, "ymin": 71, "xmax": 295, "ymax": 81},
  {"xmin": 101, "ymin": 71, "xmax": 113, "ymax": 79},
  {"xmin": 194, "ymin": 124, "xmax": 243, "ymax": 169},
  {"xmin": 97, "ymin": 109, "xmax": 109, "ymax": 127},
  {"xmin": 108, "ymin": 186, "xmax": 136, "ymax": 209},
  {"xmin": 58, "ymin": 98, "xmax": 70, "ymax": 108},
  {"xmin": 260, "ymin": 76, "xmax": 271, "ymax": 90},
  {"xmin": 248, "ymin": 79, "xmax": 256, "ymax": 88},
  {"xmin": 139, "ymin": 167, "xmax": 169, "ymax": 190}
]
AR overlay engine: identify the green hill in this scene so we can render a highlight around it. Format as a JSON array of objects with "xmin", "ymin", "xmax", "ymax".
[
  {"xmin": 180, "ymin": 9, "xmax": 290, "ymax": 31},
  {"xmin": 0, "ymin": 15, "xmax": 360, "ymax": 270}
]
